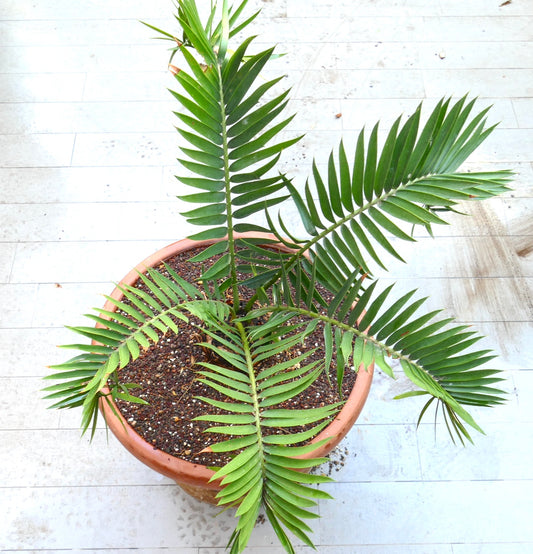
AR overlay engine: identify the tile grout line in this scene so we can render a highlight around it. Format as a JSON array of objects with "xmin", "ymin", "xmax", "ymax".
[
  {"xmin": 68, "ymin": 72, "xmax": 87, "ymax": 165},
  {"xmin": 6, "ymin": 242, "xmax": 18, "ymax": 284}
]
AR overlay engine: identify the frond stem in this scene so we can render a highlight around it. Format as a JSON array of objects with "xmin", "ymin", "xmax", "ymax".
[
  {"xmin": 247, "ymin": 177, "xmax": 421, "ymax": 310},
  {"xmin": 81, "ymin": 303, "xmax": 191, "ymax": 402},
  {"xmin": 235, "ymin": 320, "xmax": 266, "ymax": 489},
  {"xmin": 263, "ymin": 303, "xmax": 421, "ymax": 377},
  {"xmin": 216, "ymin": 60, "xmax": 240, "ymax": 310}
]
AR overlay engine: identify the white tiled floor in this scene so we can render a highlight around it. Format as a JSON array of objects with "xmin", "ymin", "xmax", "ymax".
[{"xmin": 1, "ymin": 0, "xmax": 532, "ymax": 552}]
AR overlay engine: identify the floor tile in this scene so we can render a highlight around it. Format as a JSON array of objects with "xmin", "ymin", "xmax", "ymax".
[
  {"xmin": 0, "ymin": 327, "xmax": 77, "ymax": 377},
  {"xmin": 295, "ymin": 68, "xmax": 426, "ymax": 100},
  {"xmin": 0, "ymin": 0, "xmax": 173, "ymax": 20},
  {"xmin": 0, "ymin": 485, "xmax": 241, "ymax": 550},
  {"xmin": 475, "ymin": 129, "xmax": 533, "ymax": 163},
  {"xmin": 514, "ymin": 370, "xmax": 533, "ymax": 422},
  {"xmin": 337, "ymin": 97, "xmax": 516, "ymax": 131},
  {"xmin": 339, "ymin": 98, "xmax": 421, "ymax": 130},
  {"xmin": 418, "ymin": 41, "xmax": 533, "ymax": 70},
  {"xmin": 419, "ymin": 16, "xmax": 533, "ymax": 42},
  {"xmin": 0, "ymin": 101, "xmax": 175, "ymax": 134},
  {"xmin": 0, "ymin": 202, "xmax": 187, "ymax": 242},
  {"xmin": 0, "ymin": 284, "xmax": 39, "ymax": 328},
  {"xmin": 373, "ymin": 275, "xmax": 533, "ymax": 324},
  {"xmin": 0, "ymin": 242, "xmax": 16, "ymax": 283},
  {"xmin": 0, "ymin": 166, "xmax": 166, "ymax": 203},
  {"xmin": 513, "ymin": 98, "xmax": 533, "ymax": 129},
  {"xmin": 0, "ymin": 18, "xmax": 153, "ymax": 46},
  {"xmin": 0, "ymin": 377, "xmax": 61, "ymax": 430},
  {"xmin": 32, "ymin": 282, "xmax": 120, "ymax": 328},
  {"xmin": 197, "ymin": 547, "xmax": 450, "ymax": 554},
  {"xmin": 470, "ymin": 323, "xmax": 533, "ymax": 371},
  {"xmin": 273, "ymin": 14, "xmax": 533, "ymax": 45},
  {"xmin": 0, "ymin": 134, "xmax": 75, "ymax": 167},
  {"xmin": 287, "ymin": 0, "xmax": 439, "ymax": 17},
  {"xmin": 374, "ymin": 235, "xmax": 530, "ymax": 279},
  {"xmin": 287, "ymin": 98, "xmax": 343, "ymax": 132},
  {"xmin": 252, "ymin": 15, "xmax": 372, "ymax": 44},
  {"xmin": 0, "ymin": 102, "xmax": 80, "ymax": 134},
  {"xmin": 423, "ymin": 69, "xmax": 533, "ymax": 99},
  {"xmin": 280, "ymin": 130, "xmax": 343, "ymax": 169},
  {"xmin": 1, "ymin": 44, "xmax": 163, "ymax": 74},
  {"xmin": 71, "ymin": 550, "xmax": 198, "ymax": 554},
  {"xmin": 321, "ymin": 423, "xmax": 422, "ymax": 483},
  {"xmin": 83, "ymin": 71, "xmax": 170, "ymax": 101},
  {"xmin": 0, "ymin": 73, "xmax": 86, "ymax": 102},
  {"xmin": 357, "ymin": 368, "xmax": 429, "ymax": 426},
  {"xmin": 452, "ymin": 543, "xmax": 533, "ymax": 554},
  {"xmin": 314, "ymin": 42, "xmax": 421, "ymax": 70},
  {"xmin": 72, "ymin": 132, "xmax": 176, "ymax": 166},
  {"xmin": 438, "ymin": 197, "xmax": 533, "ymax": 238},
  {"xmin": 317, "ymin": 480, "xmax": 533, "ymax": 544},
  {"xmin": 198, "ymin": 546, "xmax": 286, "ymax": 554},
  {"xmin": 0, "ymin": 429, "xmax": 171, "ymax": 487},
  {"xmin": 434, "ymin": 0, "xmax": 533, "ymax": 16},
  {"xmin": 306, "ymin": 544, "xmax": 452, "ymax": 554},
  {"xmin": 417, "ymin": 421, "xmax": 533, "ymax": 481}
]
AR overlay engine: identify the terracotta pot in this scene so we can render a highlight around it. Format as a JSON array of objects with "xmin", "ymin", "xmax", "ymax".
[{"xmin": 98, "ymin": 233, "xmax": 374, "ymax": 504}]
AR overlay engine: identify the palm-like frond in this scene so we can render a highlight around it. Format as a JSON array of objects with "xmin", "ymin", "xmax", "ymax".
[
  {"xmin": 194, "ymin": 314, "xmax": 340, "ymax": 554},
  {"xmin": 267, "ymin": 96, "xmax": 512, "ymax": 288},
  {"xmin": 43, "ymin": 265, "xmax": 227, "ymax": 437},
  {"xmin": 155, "ymin": 0, "xmax": 304, "ymax": 308},
  {"xmin": 250, "ymin": 272, "xmax": 506, "ymax": 444},
  {"xmin": 166, "ymin": 0, "xmax": 300, "ymax": 238}
]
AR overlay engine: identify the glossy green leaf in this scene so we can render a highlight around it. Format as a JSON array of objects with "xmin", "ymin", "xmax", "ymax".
[
  {"xmin": 175, "ymin": 112, "xmax": 223, "ymax": 144},
  {"xmin": 375, "ymin": 116, "xmax": 401, "ymax": 197},
  {"xmin": 363, "ymin": 122, "xmax": 379, "ymax": 201},
  {"xmin": 225, "ymin": 47, "xmax": 276, "ymax": 112}
]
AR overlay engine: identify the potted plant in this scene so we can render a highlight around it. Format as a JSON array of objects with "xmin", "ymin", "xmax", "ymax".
[{"xmin": 44, "ymin": 1, "xmax": 511, "ymax": 552}]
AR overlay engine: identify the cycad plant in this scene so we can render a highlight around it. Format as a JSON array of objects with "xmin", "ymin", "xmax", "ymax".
[{"xmin": 44, "ymin": 1, "xmax": 511, "ymax": 552}]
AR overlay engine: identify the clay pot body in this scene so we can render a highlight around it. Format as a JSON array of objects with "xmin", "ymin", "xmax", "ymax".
[{"xmin": 98, "ymin": 234, "xmax": 374, "ymax": 504}]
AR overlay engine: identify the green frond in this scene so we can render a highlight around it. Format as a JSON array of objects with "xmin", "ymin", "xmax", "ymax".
[
  {"xmin": 264, "ymin": 96, "xmax": 511, "ymax": 292},
  {"xmin": 43, "ymin": 266, "xmax": 205, "ymax": 435},
  {"xmin": 194, "ymin": 317, "xmax": 339, "ymax": 553},
  {"xmin": 146, "ymin": 2, "xmax": 304, "ymax": 307},
  {"xmin": 255, "ymin": 278, "xmax": 505, "ymax": 444}
]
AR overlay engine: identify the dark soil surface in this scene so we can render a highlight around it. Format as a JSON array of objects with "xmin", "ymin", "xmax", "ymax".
[{"xmin": 113, "ymin": 245, "xmax": 356, "ymax": 467}]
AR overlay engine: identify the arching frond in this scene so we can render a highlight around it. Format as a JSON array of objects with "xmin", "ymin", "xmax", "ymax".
[
  {"xmin": 195, "ymin": 316, "xmax": 340, "ymax": 554},
  {"xmin": 43, "ymin": 265, "xmax": 226, "ymax": 437},
  {"xmin": 270, "ymin": 96, "xmax": 512, "ymax": 286},
  {"xmin": 158, "ymin": 1, "xmax": 301, "ymax": 245},
  {"xmin": 251, "ymin": 278, "xmax": 506, "ymax": 444}
]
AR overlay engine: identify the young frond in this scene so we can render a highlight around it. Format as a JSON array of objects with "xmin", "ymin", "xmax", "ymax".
[
  {"xmin": 272, "ymin": 277, "xmax": 505, "ymax": 444},
  {"xmin": 268, "ymin": 96, "xmax": 511, "ymax": 289},
  {"xmin": 43, "ymin": 266, "xmax": 203, "ymax": 436},
  {"xmin": 161, "ymin": 6, "xmax": 302, "ymax": 291},
  {"xmin": 193, "ymin": 317, "xmax": 340, "ymax": 553}
]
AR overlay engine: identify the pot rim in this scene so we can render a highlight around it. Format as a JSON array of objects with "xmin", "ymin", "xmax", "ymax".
[{"xmin": 98, "ymin": 233, "xmax": 373, "ymax": 489}]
